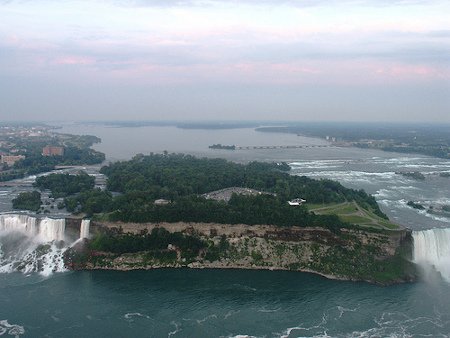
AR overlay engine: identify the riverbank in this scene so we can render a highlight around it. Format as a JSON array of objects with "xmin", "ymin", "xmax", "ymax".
[{"xmin": 65, "ymin": 221, "xmax": 417, "ymax": 285}]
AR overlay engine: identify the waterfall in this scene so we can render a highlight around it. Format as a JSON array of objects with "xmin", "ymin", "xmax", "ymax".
[
  {"xmin": 413, "ymin": 228, "xmax": 450, "ymax": 281},
  {"xmin": 0, "ymin": 214, "xmax": 68, "ymax": 275},
  {"xmin": 38, "ymin": 218, "xmax": 65, "ymax": 242},
  {"xmin": 80, "ymin": 219, "xmax": 90, "ymax": 239},
  {"xmin": 0, "ymin": 214, "xmax": 37, "ymax": 236}
]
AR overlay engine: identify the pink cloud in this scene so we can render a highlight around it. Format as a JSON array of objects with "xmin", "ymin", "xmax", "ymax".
[
  {"xmin": 54, "ymin": 56, "xmax": 96, "ymax": 66},
  {"xmin": 374, "ymin": 64, "xmax": 448, "ymax": 79},
  {"xmin": 89, "ymin": 58, "xmax": 449, "ymax": 87}
]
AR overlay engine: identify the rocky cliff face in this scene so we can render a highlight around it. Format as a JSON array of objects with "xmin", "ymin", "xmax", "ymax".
[{"xmin": 66, "ymin": 221, "xmax": 417, "ymax": 285}]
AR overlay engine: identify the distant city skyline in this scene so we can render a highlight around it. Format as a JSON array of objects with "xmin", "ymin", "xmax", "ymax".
[{"xmin": 0, "ymin": 0, "xmax": 449, "ymax": 122}]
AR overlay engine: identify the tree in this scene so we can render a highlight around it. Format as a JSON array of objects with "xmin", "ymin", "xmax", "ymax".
[{"xmin": 12, "ymin": 191, "xmax": 42, "ymax": 211}]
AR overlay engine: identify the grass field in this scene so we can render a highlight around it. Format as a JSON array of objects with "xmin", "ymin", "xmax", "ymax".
[{"xmin": 308, "ymin": 201, "xmax": 399, "ymax": 230}]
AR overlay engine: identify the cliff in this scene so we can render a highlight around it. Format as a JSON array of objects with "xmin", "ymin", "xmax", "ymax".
[{"xmin": 65, "ymin": 221, "xmax": 417, "ymax": 285}]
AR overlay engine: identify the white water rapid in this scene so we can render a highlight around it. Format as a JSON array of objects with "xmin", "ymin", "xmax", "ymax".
[
  {"xmin": 413, "ymin": 228, "xmax": 450, "ymax": 281},
  {"xmin": 80, "ymin": 219, "xmax": 90, "ymax": 239},
  {"xmin": 0, "ymin": 214, "xmax": 68, "ymax": 275}
]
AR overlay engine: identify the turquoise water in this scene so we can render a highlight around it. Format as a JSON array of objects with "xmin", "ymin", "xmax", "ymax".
[{"xmin": 1, "ymin": 269, "xmax": 450, "ymax": 337}]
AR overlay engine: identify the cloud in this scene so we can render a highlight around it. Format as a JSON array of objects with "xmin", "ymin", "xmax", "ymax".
[
  {"xmin": 0, "ymin": 0, "xmax": 449, "ymax": 121},
  {"xmin": 113, "ymin": 0, "xmax": 446, "ymax": 8}
]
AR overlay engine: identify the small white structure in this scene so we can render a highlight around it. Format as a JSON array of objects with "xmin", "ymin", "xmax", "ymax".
[
  {"xmin": 288, "ymin": 198, "xmax": 306, "ymax": 206},
  {"xmin": 154, "ymin": 199, "xmax": 170, "ymax": 205}
]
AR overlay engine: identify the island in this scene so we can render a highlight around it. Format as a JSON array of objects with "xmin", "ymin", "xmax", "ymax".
[
  {"xmin": 396, "ymin": 171, "xmax": 426, "ymax": 180},
  {"xmin": 209, "ymin": 144, "xmax": 236, "ymax": 150},
  {"xmin": 407, "ymin": 201, "xmax": 425, "ymax": 210},
  {"xmin": 56, "ymin": 153, "xmax": 417, "ymax": 285}
]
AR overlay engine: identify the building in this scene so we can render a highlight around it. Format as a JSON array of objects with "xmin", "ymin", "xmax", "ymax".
[
  {"xmin": 154, "ymin": 199, "xmax": 170, "ymax": 205},
  {"xmin": 288, "ymin": 198, "xmax": 306, "ymax": 206},
  {"xmin": 42, "ymin": 146, "xmax": 64, "ymax": 156},
  {"xmin": 1, "ymin": 155, "xmax": 25, "ymax": 166}
]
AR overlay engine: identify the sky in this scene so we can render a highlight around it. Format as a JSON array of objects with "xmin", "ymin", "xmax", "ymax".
[{"xmin": 0, "ymin": 0, "xmax": 449, "ymax": 122}]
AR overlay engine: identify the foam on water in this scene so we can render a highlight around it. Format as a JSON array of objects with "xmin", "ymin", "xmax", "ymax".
[
  {"xmin": 0, "ymin": 214, "xmax": 86, "ymax": 275},
  {"xmin": 426, "ymin": 214, "xmax": 450, "ymax": 223},
  {"xmin": 430, "ymin": 197, "xmax": 450, "ymax": 205},
  {"xmin": 298, "ymin": 170, "xmax": 400, "ymax": 184},
  {"xmin": 224, "ymin": 310, "xmax": 240, "ymax": 320},
  {"xmin": 0, "ymin": 243, "xmax": 67, "ymax": 276},
  {"xmin": 374, "ymin": 189, "xmax": 391, "ymax": 199},
  {"xmin": 0, "ymin": 320, "xmax": 25, "ymax": 337},
  {"xmin": 168, "ymin": 321, "xmax": 181, "ymax": 337},
  {"xmin": 373, "ymin": 157, "xmax": 427, "ymax": 164},
  {"xmin": 402, "ymin": 163, "xmax": 450, "ymax": 169},
  {"xmin": 288, "ymin": 160, "xmax": 344, "ymax": 170},
  {"xmin": 124, "ymin": 312, "xmax": 151, "ymax": 320},
  {"xmin": 196, "ymin": 314, "xmax": 218, "ymax": 324}
]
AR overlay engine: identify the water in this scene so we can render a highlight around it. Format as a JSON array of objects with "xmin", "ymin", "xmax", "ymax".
[
  {"xmin": 289, "ymin": 156, "xmax": 450, "ymax": 230},
  {"xmin": 55, "ymin": 122, "xmax": 450, "ymax": 231},
  {"xmin": 0, "ymin": 215, "xmax": 68, "ymax": 275},
  {"xmin": 413, "ymin": 229, "xmax": 450, "ymax": 282},
  {"xmin": 1, "ymin": 123, "xmax": 450, "ymax": 336},
  {"xmin": 56, "ymin": 122, "xmax": 328, "ymax": 162},
  {"xmin": 0, "ymin": 215, "xmax": 90, "ymax": 276},
  {"xmin": 79, "ymin": 219, "xmax": 90, "ymax": 239},
  {"xmin": 2, "ymin": 270, "xmax": 450, "ymax": 337}
]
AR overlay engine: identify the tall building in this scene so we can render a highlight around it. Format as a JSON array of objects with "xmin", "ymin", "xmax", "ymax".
[
  {"xmin": 42, "ymin": 146, "xmax": 64, "ymax": 156},
  {"xmin": 1, "ymin": 155, "xmax": 25, "ymax": 166}
]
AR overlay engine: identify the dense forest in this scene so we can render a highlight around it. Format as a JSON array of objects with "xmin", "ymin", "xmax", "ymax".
[
  {"xmin": 34, "ymin": 172, "xmax": 95, "ymax": 198},
  {"xmin": 60, "ymin": 153, "xmax": 386, "ymax": 231},
  {"xmin": 8, "ymin": 153, "xmax": 385, "ymax": 230},
  {"xmin": 89, "ymin": 227, "xmax": 206, "ymax": 258},
  {"xmin": 100, "ymin": 153, "xmax": 382, "ymax": 212},
  {"xmin": 12, "ymin": 191, "xmax": 42, "ymax": 212}
]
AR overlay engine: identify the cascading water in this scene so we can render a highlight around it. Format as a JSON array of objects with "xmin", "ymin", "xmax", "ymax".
[
  {"xmin": 413, "ymin": 228, "xmax": 450, "ymax": 281},
  {"xmin": 38, "ymin": 218, "xmax": 65, "ymax": 242},
  {"xmin": 0, "ymin": 214, "xmax": 68, "ymax": 275},
  {"xmin": 79, "ymin": 219, "xmax": 90, "ymax": 239},
  {"xmin": 0, "ymin": 214, "xmax": 37, "ymax": 236}
]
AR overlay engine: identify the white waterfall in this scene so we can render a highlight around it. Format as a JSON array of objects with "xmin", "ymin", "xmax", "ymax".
[
  {"xmin": 0, "ymin": 214, "xmax": 37, "ymax": 236},
  {"xmin": 80, "ymin": 219, "xmax": 90, "ymax": 239},
  {"xmin": 38, "ymin": 218, "xmax": 65, "ymax": 242},
  {"xmin": 0, "ymin": 214, "xmax": 68, "ymax": 275},
  {"xmin": 413, "ymin": 228, "xmax": 450, "ymax": 281}
]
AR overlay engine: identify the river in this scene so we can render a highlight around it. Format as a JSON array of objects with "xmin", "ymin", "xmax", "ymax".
[{"xmin": 1, "ymin": 122, "xmax": 449, "ymax": 337}]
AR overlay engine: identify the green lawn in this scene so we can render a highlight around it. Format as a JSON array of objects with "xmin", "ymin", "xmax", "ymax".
[{"xmin": 308, "ymin": 201, "xmax": 399, "ymax": 230}]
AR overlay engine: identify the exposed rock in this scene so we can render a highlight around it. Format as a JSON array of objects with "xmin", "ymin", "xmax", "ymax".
[{"xmin": 69, "ymin": 221, "xmax": 417, "ymax": 285}]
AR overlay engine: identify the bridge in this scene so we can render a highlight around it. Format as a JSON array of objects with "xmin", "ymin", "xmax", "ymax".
[{"xmin": 235, "ymin": 144, "xmax": 334, "ymax": 150}]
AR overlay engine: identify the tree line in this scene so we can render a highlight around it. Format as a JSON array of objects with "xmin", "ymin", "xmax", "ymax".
[
  {"xmin": 13, "ymin": 153, "xmax": 386, "ymax": 231},
  {"xmin": 34, "ymin": 172, "xmax": 95, "ymax": 198}
]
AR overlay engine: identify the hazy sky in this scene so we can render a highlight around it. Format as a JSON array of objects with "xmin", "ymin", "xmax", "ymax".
[{"xmin": 0, "ymin": 0, "xmax": 449, "ymax": 122}]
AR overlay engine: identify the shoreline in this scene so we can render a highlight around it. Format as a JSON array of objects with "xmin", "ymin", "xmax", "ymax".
[
  {"xmin": 66, "ymin": 220, "xmax": 417, "ymax": 285},
  {"xmin": 76, "ymin": 262, "xmax": 402, "ymax": 286}
]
